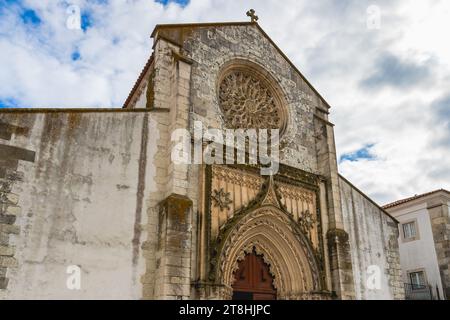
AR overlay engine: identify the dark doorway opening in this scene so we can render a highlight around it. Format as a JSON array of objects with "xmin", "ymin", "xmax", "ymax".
[{"xmin": 232, "ymin": 250, "xmax": 277, "ymax": 300}]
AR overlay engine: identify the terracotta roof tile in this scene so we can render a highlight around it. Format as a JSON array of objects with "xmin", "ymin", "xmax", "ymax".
[{"xmin": 383, "ymin": 189, "xmax": 450, "ymax": 209}]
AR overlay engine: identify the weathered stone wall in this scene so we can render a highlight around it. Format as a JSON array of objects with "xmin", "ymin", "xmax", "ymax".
[
  {"xmin": 139, "ymin": 38, "xmax": 195, "ymax": 300},
  {"xmin": 0, "ymin": 110, "xmax": 161, "ymax": 299},
  {"xmin": 427, "ymin": 196, "xmax": 450, "ymax": 299},
  {"xmin": 339, "ymin": 176, "xmax": 404, "ymax": 300},
  {"xmin": 0, "ymin": 121, "xmax": 35, "ymax": 292}
]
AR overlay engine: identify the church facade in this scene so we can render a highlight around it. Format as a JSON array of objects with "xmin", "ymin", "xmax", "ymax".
[{"xmin": 0, "ymin": 20, "xmax": 404, "ymax": 300}]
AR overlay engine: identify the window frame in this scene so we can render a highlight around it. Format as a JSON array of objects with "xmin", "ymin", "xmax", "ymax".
[
  {"xmin": 407, "ymin": 269, "xmax": 428, "ymax": 290},
  {"xmin": 400, "ymin": 219, "xmax": 420, "ymax": 243}
]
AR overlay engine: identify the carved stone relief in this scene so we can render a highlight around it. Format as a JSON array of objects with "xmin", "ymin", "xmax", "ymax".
[
  {"xmin": 211, "ymin": 188, "xmax": 233, "ymax": 211},
  {"xmin": 277, "ymin": 182, "xmax": 319, "ymax": 249},
  {"xmin": 210, "ymin": 166, "xmax": 264, "ymax": 240},
  {"xmin": 209, "ymin": 165, "xmax": 321, "ymax": 249}
]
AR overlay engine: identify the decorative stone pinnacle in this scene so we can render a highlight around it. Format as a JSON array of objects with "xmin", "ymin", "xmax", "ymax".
[{"xmin": 246, "ymin": 9, "xmax": 259, "ymax": 23}]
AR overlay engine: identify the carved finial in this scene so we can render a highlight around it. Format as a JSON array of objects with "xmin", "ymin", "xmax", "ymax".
[
  {"xmin": 246, "ymin": 9, "xmax": 259, "ymax": 23},
  {"xmin": 261, "ymin": 175, "xmax": 281, "ymax": 208}
]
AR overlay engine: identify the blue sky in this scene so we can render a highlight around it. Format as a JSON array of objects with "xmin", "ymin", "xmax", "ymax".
[
  {"xmin": 156, "ymin": 0, "xmax": 189, "ymax": 6},
  {"xmin": 0, "ymin": 0, "xmax": 449, "ymax": 203},
  {"xmin": 340, "ymin": 144, "xmax": 376, "ymax": 163}
]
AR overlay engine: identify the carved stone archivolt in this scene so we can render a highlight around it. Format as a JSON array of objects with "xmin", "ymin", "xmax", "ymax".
[
  {"xmin": 216, "ymin": 207, "xmax": 323, "ymax": 298},
  {"xmin": 217, "ymin": 60, "xmax": 288, "ymax": 135}
]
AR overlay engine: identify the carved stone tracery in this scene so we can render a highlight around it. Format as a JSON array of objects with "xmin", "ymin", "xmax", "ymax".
[
  {"xmin": 212, "ymin": 166, "xmax": 262, "ymax": 189},
  {"xmin": 218, "ymin": 70, "xmax": 284, "ymax": 131},
  {"xmin": 278, "ymin": 184, "xmax": 315, "ymax": 204}
]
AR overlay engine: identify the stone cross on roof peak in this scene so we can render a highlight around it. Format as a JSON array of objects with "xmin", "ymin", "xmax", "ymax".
[{"xmin": 246, "ymin": 9, "xmax": 259, "ymax": 23}]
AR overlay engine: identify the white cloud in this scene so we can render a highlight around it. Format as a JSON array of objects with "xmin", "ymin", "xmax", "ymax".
[{"xmin": 0, "ymin": 0, "xmax": 449, "ymax": 204}]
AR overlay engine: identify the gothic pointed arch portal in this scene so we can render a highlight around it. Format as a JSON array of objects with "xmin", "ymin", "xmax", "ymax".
[{"xmin": 218, "ymin": 205, "xmax": 321, "ymax": 300}]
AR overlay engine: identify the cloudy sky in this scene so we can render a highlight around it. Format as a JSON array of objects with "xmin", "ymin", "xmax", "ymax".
[{"xmin": 0, "ymin": 0, "xmax": 449, "ymax": 204}]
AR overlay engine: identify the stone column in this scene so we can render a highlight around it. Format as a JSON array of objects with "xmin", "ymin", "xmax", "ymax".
[
  {"xmin": 385, "ymin": 227, "xmax": 405, "ymax": 300},
  {"xmin": 327, "ymin": 229, "xmax": 355, "ymax": 300},
  {"xmin": 314, "ymin": 116, "xmax": 355, "ymax": 299},
  {"xmin": 141, "ymin": 37, "xmax": 194, "ymax": 299},
  {"xmin": 154, "ymin": 194, "xmax": 192, "ymax": 299},
  {"xmin": 318, "ymin": 179, "xmax": 333, "ymax": 292}
]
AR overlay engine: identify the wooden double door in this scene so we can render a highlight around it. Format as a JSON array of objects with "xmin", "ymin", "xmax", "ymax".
[{"xmin": 232, "ymin": 251, "xmax": 277, "ymax": 300}]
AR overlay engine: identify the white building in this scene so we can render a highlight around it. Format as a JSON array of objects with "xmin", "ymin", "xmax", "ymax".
[{"xmin": 384, "ymin": 189, "xmax": 450, "ymax": 300}]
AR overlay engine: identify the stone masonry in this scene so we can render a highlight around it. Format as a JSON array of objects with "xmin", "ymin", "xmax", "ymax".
[
  {"xmin": 0, "ymin": 120, "xmax": 35, "ymax": 292},
  {"xmin": 427, "ymin": 197, "xmax": 450, "ymax": 298}
]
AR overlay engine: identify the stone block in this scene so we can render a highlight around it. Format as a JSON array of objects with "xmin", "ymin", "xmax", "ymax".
[
  {"xmin": 0, "ymin": 256, "xmax": 18, "ymax": 268},
  {"xmin": 0, "ymin": 224, "xmax": 20, "ymax": 235},
  {"xmin": 6, "ymin": 171, "xmax": 24, "ymax": 182},
  {"xmin": 0, "ymin": 277, "xmax": 8, "ymax": 289},
  {"xmin": 0, "ymin": 179, "xmax": 13, "ymax": 193},
  {"xmin": 0, "ymin": 233, "xmax": 8, "ymax": 246},
  {"xmin": 166, "ymin": 249, "xmax": 191, "ymax": 259},
  {"xmin": 0, "ymin": 145, "xmax": 35, "ymax": 163},
  {"xmin": 0, "ymin": 245, "xmax": 14, "ymax": 257},
  {"xmin": 169, "ymin": 276, "xmax": 188, "ymax": 285},
  {"xmin": 164, "ymin": 266, "xmax": 190, "ymax": 278},
  {"xmin": 0, "ymin": 159, "xmax": 18, "ymax": 170},
  {"xmin": 178, "ymin": 86, "xmax": 190, "ymax": 98},
  {"xmin": 0, "ymin": 214, "xmax": 16, "ymax": 225},
  {"xmin": 5, "ymin": 193, "xmax": 19, "ymax": 206},
  {"xmin": 164, "ymin": 283, "xmax": 190, "ymax": 297},
  {"xmin": 165, "ymin": 255, "xmax": 182, "ymax": 267},
  {"xmin": 433, "ymin": 217, "xmax": 448, "ymax": 225}
]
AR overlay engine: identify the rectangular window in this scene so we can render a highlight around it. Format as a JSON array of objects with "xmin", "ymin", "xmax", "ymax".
[
  {"xmin": 409, "ymin": 271, "xmax": 426, "ymax": 289},
  {"xmin": 402, "ymin": 221, "xmax": 417, "ymax": 240}
]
